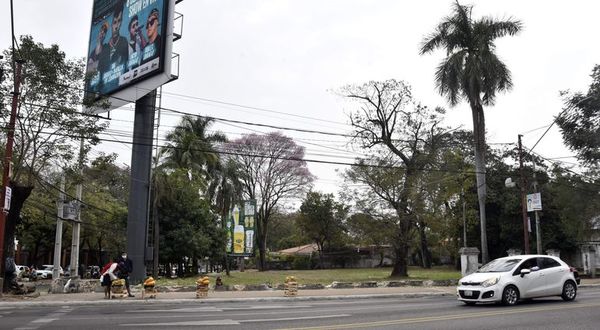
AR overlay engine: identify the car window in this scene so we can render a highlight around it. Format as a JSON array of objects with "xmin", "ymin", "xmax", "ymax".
[
  {"xmin": 478, "ymin": 258, "xmax": 521, "ymax": 272},
  {"xmin": 513, "ymin": 258, "xmax": 539, "ymax": 275},
  {"xmin": 539, "ymin": 257, "xmax": 561, "ymax": 269}
]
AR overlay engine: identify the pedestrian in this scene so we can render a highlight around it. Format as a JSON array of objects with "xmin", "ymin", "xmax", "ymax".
[
  {"xmin": 100, "ymin": 259, "xmax": 120, "ymax": 299},
  {"xmin": 118, "ymin": 252, "xmax": 134, "ymax": 297}
]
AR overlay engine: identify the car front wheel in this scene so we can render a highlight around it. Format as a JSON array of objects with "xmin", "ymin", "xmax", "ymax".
[
  {"xmin": 561, "ymin": 281, "xmax": 577, "ymax": 301},
  {"xmin": 502, "ymin": 285, "xmax": 519, "ymax": 306}
]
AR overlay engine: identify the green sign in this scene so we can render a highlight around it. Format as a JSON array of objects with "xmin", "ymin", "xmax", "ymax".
[{"xmin": 226, "ymin": 200, "xmax": 256, "ymax": 256}]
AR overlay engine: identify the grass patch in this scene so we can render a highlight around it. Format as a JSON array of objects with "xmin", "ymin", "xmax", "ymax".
[{"xmin": 157, "ymin": 266, "xmax": 461, "ymax": 286}]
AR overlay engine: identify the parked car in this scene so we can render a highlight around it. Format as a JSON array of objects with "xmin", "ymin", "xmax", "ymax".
[
  {"xmin": 84, "ymin": 266, "xmax": 101, "ymax": 279},
  {"xmin": 35, "ymin": 265, "xmax": 64, "ymax": 279},
  {"xmin": 457, "ymin": 254, "xmax": 579, "ymax": 306}
]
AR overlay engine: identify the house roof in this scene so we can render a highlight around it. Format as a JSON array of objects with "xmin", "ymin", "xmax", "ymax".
[{"xmin": 277, "ymin": 243, "xmax": 318, "ymax": 256}]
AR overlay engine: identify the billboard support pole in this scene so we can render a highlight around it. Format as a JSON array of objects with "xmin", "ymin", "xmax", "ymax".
[{"xmin": 127, "ymin": 89, "xmax": 156, "ymax": 283}]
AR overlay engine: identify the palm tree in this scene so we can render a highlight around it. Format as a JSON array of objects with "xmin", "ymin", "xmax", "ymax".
[
  {"xmin": 163, "ymin": 115, "xmax": 227, "ymax": 180},
  {"xmin": 420, "ymin": 1, "xmax": 522, "ymax": 263}
]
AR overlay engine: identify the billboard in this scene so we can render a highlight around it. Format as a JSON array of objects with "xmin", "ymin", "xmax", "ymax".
[
  {"xmin": 226, "ymin": 200, "xmax": 257, "ymax": 257},
  {"xmin": 84, "ymin": 0, "xmax": 171, "ymax": 111}
]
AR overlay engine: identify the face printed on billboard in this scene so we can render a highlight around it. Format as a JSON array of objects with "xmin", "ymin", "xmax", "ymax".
[{"xmin": 85, "ymin": 0, "xmax": 167, "ymax": 100}]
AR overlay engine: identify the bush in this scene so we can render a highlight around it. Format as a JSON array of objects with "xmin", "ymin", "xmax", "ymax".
[{"xmin": 292, "ymin": 255, "xmax": 312, "ymax": 270}]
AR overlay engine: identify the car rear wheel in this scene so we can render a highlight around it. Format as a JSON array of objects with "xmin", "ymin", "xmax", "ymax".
[
  {"xmin": 561, "ymin": 281, "xmax": 577, "ymax": 301},
  {"xmin": 502, "ymin": 285, "xmax": 519, "ymax": 306}
]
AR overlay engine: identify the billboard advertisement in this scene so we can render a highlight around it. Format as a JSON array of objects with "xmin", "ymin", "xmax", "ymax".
[
  {"xmin": 85, "ymin": 0, "xmax": 169, "ymax": 102},
  {"xmin": 226, "ymin": 200, "xmax": 257, "ymax": 257}
]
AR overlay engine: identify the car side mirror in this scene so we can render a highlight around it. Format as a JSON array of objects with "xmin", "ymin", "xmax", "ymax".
[{"xmin": 520, "ymin": 269, "xmax": 531, "ymax": 277}]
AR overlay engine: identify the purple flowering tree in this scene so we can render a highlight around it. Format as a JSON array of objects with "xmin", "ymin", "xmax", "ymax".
[{"xmin": 227, "ymin": 132, "xmax": 314, "ymax": 271}]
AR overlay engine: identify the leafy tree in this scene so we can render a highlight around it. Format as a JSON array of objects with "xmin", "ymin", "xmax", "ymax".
[
  {"xmin": 556, "ymin": 65, "xmax": 600, "ymax": 165},
  {"xmin": 420, "ymin": 2, "xmax": 522, "ymax": 263},
  {"xmin": 227, "ymin": 132, "xmax": 314, "ymax": 270},
  {"xmin": 0, "ymin": 37, "xmax": 106, "ymax": 285},
  {"xmin": 267, "ymin": 212, "xmax": 309, "ymax": 252},
  {"xmin": 542, "ymin": 166, "xmax": 600, "ymax": 253},
  {"xmin": 297, "ymin": 191, "xmax": 348, "ymax": 267},
  {"xmin": 342, "ymin": 79, "xmax": 451, "ymax": 276},
  {"xmin": 157, "ymin": 169, "xmax": 226, "ymax": 273},
  {"xmin": 79, "ymin": 155, "xmax": 129, "ymax": 264},
  {"xmin": 156, "ymin": 116, "xmax": 230, "ymax": 274},
  {"xmin": 346, "ymin": 213, "xmax": 394, "ymax": 266}
]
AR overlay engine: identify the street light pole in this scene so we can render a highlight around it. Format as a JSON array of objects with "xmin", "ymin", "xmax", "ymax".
[{"xmin": 518, "ymin": 135, "xmax": 530, "ymax": 254}]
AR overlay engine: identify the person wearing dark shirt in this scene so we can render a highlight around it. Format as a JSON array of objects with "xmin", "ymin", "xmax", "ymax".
[
  {"xmin": 99, "ymin": 0, "xmax": 128, "ymax": 86},
  {"xmin": 118, "ymin": 252, "xmax": 134, "ymax": 297},
  {"xmin": 127, "ymin": 14, "xmax": 147, "ymax": 70}
]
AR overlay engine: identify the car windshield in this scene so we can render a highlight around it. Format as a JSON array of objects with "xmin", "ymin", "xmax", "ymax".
[{"xmin": 477, "ymin": 258, "xmax": 521, "ymax": 273}]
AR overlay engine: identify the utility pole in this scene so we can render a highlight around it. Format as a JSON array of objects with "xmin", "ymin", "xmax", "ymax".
[
  {"xmin": 518, "ymin": 135, "xmax": 530, "ymax": 254},
  {"xmin": 53, "ymin": 176, "xmax": 66, "ymax": 280},
  {"xmin": 532, "ymin": 172, "xmax": 542, "ymax": 254},
  {"xmin": 69, "ymin": 138, "xmax": 85, "ymax": 278}
]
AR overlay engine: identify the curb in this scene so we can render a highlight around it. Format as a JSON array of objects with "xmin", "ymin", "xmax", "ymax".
[{"xmin": 0, "ymin": 292, "xmax": 454, "ymax": 308}]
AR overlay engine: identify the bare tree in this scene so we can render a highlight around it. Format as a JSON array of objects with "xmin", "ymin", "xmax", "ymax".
[
  {"xmin": 227, "ymin": 132, "xmax": 314, "ymax": 271},
  {"xmin": 342, "ymin": 79, "xmax": 450, "ymax": 276}
]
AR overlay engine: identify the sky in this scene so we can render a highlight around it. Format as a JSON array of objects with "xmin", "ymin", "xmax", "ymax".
[{"xmin": 1, "ymin": 0, "xmax": 598, "ymax": 205}]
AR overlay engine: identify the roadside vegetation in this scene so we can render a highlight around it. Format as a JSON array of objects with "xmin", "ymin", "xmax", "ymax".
[{"xmin": 158, "ymin": 266, "xmax": 461, "ymax": 286}]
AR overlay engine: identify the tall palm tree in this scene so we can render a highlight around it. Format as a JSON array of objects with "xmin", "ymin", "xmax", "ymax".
[
  {"xmin": 163, "ymin": 115, "xmax": 227, "ymax": 180},
  {"xmin": 420, "ymin": 1, "xmax": 522, "ymax": 263}
]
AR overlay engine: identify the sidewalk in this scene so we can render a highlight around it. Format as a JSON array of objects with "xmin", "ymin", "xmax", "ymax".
[{"xmin": 1, "ymin": 278, "xmax": 599, "ymax": 308}]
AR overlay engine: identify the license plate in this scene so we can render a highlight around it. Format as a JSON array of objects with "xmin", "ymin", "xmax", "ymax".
[{"xmin": 464, "ymin": 290, "xmax": 473, "ymax": 297}]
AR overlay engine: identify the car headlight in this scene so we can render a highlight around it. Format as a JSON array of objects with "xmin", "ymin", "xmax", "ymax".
[{"xmin": 481, "ymin": 276, "xmax": 499, "ymax": 287}]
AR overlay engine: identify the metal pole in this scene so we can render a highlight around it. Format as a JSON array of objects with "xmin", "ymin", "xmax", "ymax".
[
  {"xmin": 462, "ymin": 182, "xmax": 467, "ymax": 247},
  {"xmin": 532, "ymin": 174, "xmax": 542, "ymax": 254},
  {"xmin": 70, "ymin": 139, "xmax": 85, "ymax": 278},
  {"xmin": 152, "ymin": 88, "xmax": 162, "ymax": 279},
  {"xmin": 518, "ymin": 135, "xmax": 530, "ymax": 254},
  {"xmin": 53, "ymin": 176, "xmax": 65, "ymax": 280},
  {"xmin": 0, "ymin": 60, "xmax": 23, "ymax": 276}
]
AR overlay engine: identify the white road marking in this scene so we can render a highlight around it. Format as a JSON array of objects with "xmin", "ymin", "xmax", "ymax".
[
  {"xmin": 241, "ymin": 314, "xmax": 351, "ymax": 323},
  {"xmin": 126, "ymin": 307, "xmax": 223, "ymax": 313},
  {"xmin": 120, "ymin": 319, "xmax": 241, "ymax": 326},
  {"xmin": 13, "ymin": 306, "xmax": 73, "ymax": 330},
  {"xmin": 31, "ymin": 318, "xmax": 58, "ymax": 324},
  {"xmin": 119, "ymin": 314, "xmax": 352, "ymax": 327},
  {"xmin": 227, "ymin": 304, "xmax": 313, "ymax": 310}
]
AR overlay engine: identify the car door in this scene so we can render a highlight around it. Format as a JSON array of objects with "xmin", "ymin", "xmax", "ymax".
[
  {"xmin": 513, "ymin": 258, "xmax": 546, "ymax": 298},
  {"xmin": 538, "ymin": 257, "xmax": 566, "ymax": 295}
]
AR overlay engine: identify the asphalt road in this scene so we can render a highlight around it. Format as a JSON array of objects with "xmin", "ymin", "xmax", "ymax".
[{"xmin": 2, "ymin": 287, "xmax": 600, "ymax": 330}]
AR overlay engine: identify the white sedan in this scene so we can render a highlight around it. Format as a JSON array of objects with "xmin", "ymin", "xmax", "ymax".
[
  {"xmin": 35, "ymin": 265, "xmax": 64, "ymax": 279},
  {"xmin": 457, "ymin": 254, "xmax": 579, "ymax": 306}
]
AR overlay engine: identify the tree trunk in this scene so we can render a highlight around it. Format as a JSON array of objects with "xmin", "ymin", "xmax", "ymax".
[
  {"xmin": 2, "ymin": 183, "xmax": 33, "ymax": 292},
  {"xmin": 470, "ymin": 100, "xmax": 488, "ymax": 264},
  {"xmin": 258, "ymin": 237, "xmax": 267, "ymax": 271},
  {"xmin": 418, "ymin": 224, "xmax": 432, "ymax": 269},
  {"xmin": 256, "ymin": 213, "xmax": 267, "ymax": 271},
  {"xmin": 390, "ymin": 242, "xmax": 408, "ymax": 277}
]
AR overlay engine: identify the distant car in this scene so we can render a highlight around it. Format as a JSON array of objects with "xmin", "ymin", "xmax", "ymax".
[
  {"xmin": 36, "ymin": 265, "xmax": 64, "ymax": 279},
  {"xmin": 84, "ymin": 266, "xmax": 101, "ymax": 279},
  {"xmin": 457, "ymin": 254, "xmax": 578, "ymax": 306}
]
